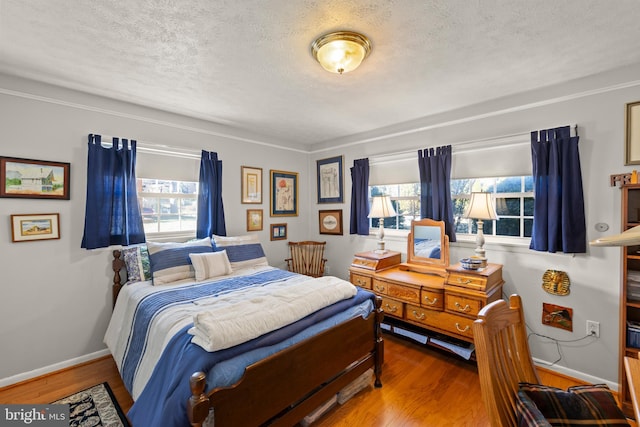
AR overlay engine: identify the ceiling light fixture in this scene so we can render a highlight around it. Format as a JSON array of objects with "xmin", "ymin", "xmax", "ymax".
[{"xmin": 311, "ymin": 31, "xmax": 372, "ymax": 75}]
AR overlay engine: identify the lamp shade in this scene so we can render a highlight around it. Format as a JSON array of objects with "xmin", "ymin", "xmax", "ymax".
[
  {"xmin": 368, "ymin": 195, "xmax": 396, "ymax": 219},
  {"xmin": 464, "ymin": 192, "xmax": 498, "ymax": 220},
  {"xmin": 311, "ymin": 31, "xmax": 371, "ymax": 74}
]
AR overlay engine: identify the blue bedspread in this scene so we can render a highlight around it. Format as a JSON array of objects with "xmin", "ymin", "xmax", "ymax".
[{"xmin": 127, "ymin": 287, "xmax": 375, "ymax": 427}]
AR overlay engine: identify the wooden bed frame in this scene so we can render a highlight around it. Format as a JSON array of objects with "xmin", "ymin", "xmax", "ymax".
[{"xmin": 111, "ymin": 250, "xmax": 384, "ymax": 426}]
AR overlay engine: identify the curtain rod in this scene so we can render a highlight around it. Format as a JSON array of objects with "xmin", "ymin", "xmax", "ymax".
[
  {"xmin": 91, "ymin": 134, "xmax": 202, "ymax": 160},
  {"xmin": 369, "ymin": 124, "xmax": 577, "ymax": 165}
]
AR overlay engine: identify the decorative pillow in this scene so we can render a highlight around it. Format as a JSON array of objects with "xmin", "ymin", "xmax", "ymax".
[
  {"xmin": 147, "ymin": 238, "xmax": 213, "ymax": 285},
  {"xmin": 189, "ymin": 250, "xmax": 233, "ymax": 281},
  {"xmin": 517, "ymin": 390, "xmax": 552, "ymax": 427},
  {"xmin": 121, "ymin": 245, "xmax": 151, "ymax": 283},
  {"xmin": 212, "ymin": 234, "xmax": 268, "ymax": 270},
  {"xmin": 518, "ymin": 383, "xmax": 629, "ymax": 426}
]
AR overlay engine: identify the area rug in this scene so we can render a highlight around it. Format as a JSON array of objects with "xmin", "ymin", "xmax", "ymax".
[{"xmin": 52, "ymin": 382, "xmax": 130, "ymax": 427}]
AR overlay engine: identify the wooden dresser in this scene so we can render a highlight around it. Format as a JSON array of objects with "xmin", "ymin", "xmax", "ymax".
[{"xmin": 349, "ymin": 250, "xmax": 504, "ymax": 346}]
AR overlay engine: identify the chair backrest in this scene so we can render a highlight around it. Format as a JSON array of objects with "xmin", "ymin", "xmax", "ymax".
[
  {"xmin": 286, "ymin": 241, "xmax": 327, "ymax": 277},
  {"xmin": 472, "ymin": 294, "xmax": 540, "ymax": 427}
]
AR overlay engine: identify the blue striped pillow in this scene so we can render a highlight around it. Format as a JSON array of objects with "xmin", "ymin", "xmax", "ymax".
[
  {"xmin": 212, "ymin": 234, "xmax": 268, "ymax": 270},
  {"xmin": 147, "ymin": 238, "xmax": 213, "ymax": 285}
]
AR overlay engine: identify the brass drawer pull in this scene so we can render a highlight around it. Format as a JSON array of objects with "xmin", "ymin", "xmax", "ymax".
[
  {"xmin": 412, "ymin": 310, "xmax": 426, "ymax": 320},
  {"xmin": 456, "ymin": 278, "xmax": 472, "ymax": 285},
  {"xmin": 455, "ymin": 323, "xmax": 470, "ymax": 333},
  {"xmin": 424, "ymin": 296, "xmax": 439, "ymax": 305},
  {"xmin": 374, "ymin": 284, "xmax": 385, "ymax": 292},
  {"xmin": 384, "ymin": 303, "xmax": 398, "ymax": 313},
  {"xmin": 455, "ymin": 302, "xmax": 471, "ymax": 312}
]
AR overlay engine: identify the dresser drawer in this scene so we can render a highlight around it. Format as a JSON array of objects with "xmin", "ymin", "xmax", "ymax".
[
  {"xmin": 351, "ymin": 273, "xmax": 372, "ymax": 289},
  {"xmin": 445, "ymin": 293, "xmax": 483, "ymax": 318},
  {"xmin": 405, "ymin": 304, "xmax": 475, "ymax": 340},
  {"xmin": 372, "ymin": 279, "xmax": 389, "ymax": 294},
  {"xmin": 421, "ymin": 288, "xmax": 444, "ymax": 310},
  {"xmin": 387, "ymin": 283, "xmax": 420, "ymax": 304},
  {"xmin": 447, "ymin": 272, "xmax": 488, "ymax": 290},
  {"xmin": 381, "ymin": 297, "xmax": 404, "ymax": 319}
]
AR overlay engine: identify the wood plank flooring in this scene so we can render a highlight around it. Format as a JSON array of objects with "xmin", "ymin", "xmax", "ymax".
[{"xmin": 0, "ymin": 333, "xmax": 612, "ymax": 426}]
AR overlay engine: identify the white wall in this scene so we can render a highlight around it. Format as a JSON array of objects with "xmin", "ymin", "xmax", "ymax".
[
  {"xmin": 0, "ymin": 73, "xmax": 309, "ymax": 383},
  {"xmin": 309, "ymin": 63, "xmax": 640, "ymax": 387},
  {"xmin": 2, "ymin": 61, "xmax": 640, "ymax": 388}
]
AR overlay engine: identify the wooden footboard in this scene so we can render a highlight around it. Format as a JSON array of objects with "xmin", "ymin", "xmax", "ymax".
[{"xmin": 188, "ymin": 297, "xmax": 384, "ymax": 427}]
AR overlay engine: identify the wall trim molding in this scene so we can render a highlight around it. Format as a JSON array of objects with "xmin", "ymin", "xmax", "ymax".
[
  {"xmin": 0, "ymin": 349, "xmax": 111, "ymax": 388},
  {"xmin": 0, "ymin": 87, "xmax": 308, "ymax": 154},
  {"xmin": 534, "ymin": 357, "xmax": 617, "ymax": 391},
  {"xmin": 311, "ymin": 78, "xmax": 640, "ymax": 154}
]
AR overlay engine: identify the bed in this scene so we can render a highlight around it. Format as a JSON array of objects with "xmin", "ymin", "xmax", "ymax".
[{"xmin": 105, "ymin": 235, "xmax": 383, "ymax": 427}]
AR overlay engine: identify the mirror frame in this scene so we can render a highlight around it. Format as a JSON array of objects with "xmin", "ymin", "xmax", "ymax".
[{"xmin": 406, "ymin": 218, "xmax": 450, "ymax": 269}]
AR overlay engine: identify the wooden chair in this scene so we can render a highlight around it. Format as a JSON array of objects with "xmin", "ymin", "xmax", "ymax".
[
  {"xmin": 472, "ymin": 294, "xmax": 541, "ymax": 427},
  {"xmin": 625, "ymin": 356, "xmax": 640, "ymax": 422},
  {"xmin": 285, "ymin": 241, "xmax": 327, "ymax": 277}
]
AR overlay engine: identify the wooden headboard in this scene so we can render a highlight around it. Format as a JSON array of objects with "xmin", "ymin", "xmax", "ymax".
[{"xmin": 111, "ymin": 250, "xmax": 125, "ymax": 308}]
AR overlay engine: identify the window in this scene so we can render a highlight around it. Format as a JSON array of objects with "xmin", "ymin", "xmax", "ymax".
[
  {"xmin": 369, "ymin": 175, "xmax": 533, "ymax": 238},
  {"xmin": 369, "ymin": 184, "xmax": 420, "ymax": 230},
  {"xmin": 137, "ymin": 178, "xmax": 198, "ymax": 234}
]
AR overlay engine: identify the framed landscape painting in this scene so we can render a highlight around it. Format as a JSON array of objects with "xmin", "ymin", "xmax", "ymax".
[
  {"xmin": 319, "ymin": 209, "xmax": 343, "ymax": 235},
  {"xmin": 316, "ymin": 155, "xmax": 343, "ymax": 203},
  {"xmin": 270, "ymin": 170, "xmax": 298, "ymax": 216},
  {"xmin": 11, "ymin": 213, "xmax": 61, "ymax": 242},
  {"xmin": 1, "ymin": 156, "xmax": 70, "ymax": 199}
]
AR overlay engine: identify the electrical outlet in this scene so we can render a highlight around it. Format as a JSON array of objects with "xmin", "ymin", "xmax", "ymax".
[{"xmin": 586, "ymin": 320, "xmax": 600, "ymax": 337}]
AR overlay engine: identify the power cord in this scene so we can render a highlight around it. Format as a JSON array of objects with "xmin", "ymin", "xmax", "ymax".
[{"xmin": 526, "ymin": 327, "xmax": 597, "ymax": 366}]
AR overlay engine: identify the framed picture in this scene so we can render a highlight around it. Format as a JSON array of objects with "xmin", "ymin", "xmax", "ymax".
[
  {"xmin": 626, "ymin": 101, "xmax": 640, "ymax": 165},
  {"xmin": 246, "ymin": 209, "xmax": 263, "ymax": 231},
  {"xmin": 241, "ymin": 166, "xmax": 262, "ymax": 204},
  {"xmin": 319, "ymin": 209, "xmax": 343, "ymax": 235},
  {"xmin": 316, "ymin": 155, "xmax": 343, "ymax": 203},
  {"xmin": 1, "ymin": 156, "xmax": 70, "ymax": 199},
  {"xmin": 270, "ymin": 170, "xmax": 298, "ymax": 216},
  {"xmin": 270, "ymin": 223, "xmax": 287, "ymax": 241},
  {"xmin": 11, "ymin": 213, "xmax": 61, "ymax": 242}
]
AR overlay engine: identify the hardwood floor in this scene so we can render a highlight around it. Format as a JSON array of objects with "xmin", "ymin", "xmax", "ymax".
[{"xmin": 0, "ymin": 332, "xmax": 610, "ymax": 427}]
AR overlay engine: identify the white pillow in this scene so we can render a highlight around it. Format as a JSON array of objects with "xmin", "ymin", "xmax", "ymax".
[{"xmin": 189, "ymin": 250, "xmax": 233, "ymax": 281}]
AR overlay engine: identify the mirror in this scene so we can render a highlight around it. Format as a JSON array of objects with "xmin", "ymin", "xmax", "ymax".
[{"xmin": 406, "ymin": 218, "xmax": 450, "ymax": 269}]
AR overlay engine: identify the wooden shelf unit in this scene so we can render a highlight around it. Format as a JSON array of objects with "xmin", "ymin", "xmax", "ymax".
[{"xmin": 620, "ymin": 184, "xmax": 640, "ymax": 417}]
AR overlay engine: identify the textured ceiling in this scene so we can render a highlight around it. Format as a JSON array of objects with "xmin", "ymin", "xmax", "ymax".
[{"xmin": 2, "ymin": 0, "xmax": 640, "ymax": 148}]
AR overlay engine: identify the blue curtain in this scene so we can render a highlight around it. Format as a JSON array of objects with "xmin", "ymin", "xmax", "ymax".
[
  {"xmin": 530, "ymin": 126, "xmax": 586, "ymax": 253},
  {"xmin": 196, "ymin": 150, "xmax": 226, "ymax": 238},
  {"xmin": 418, "ymin": 145, "xmax": 456, "ymax": 242},
  {"xmin": 81, "ymin": 134, "xmax": 145, "ymax": 249},
  {"xmin": 349, "ymin": 158, "xmax": 370, "ymax": 235}
]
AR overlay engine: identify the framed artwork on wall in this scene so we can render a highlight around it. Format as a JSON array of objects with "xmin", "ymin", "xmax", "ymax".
[
  {"xmin": 316, "ymin": 155, "xmax": 343, "ymax": 203},
  {"xmin": 0, "ymin": 156, "xmax": 70, "ymax": 200},
  {"xmin": 270, "ymin": 170, "xmax": 298, "ymax": 216},
  {"xmin": 246, "ymin": 209, "xmax": 263, "ymax": 231},
  {"xmin": 270, "ymin": 223, "xmax": 287, "ymax": 241},
  {"xmin": 626, "ymin": 101, "xmax": 640, "ymax": 165},
  {"xmin": 11, "ymin": 213, "xmax": 61, "ymax": 242},
  {"xmin": 319, "ymin": 209, "xmax": 343, "ymax": 235},
  {"xmin": 241, "ymin": 166, "xmax": 262, "ymax": 204}
]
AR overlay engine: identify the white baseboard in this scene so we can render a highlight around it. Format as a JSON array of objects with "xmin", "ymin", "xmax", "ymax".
[
  {"xmin": 0, "ymin": 349, "xmax": 111, "ymax": 388},
  {"xmin": 533, "ymin": 357, "xmax": 618, "ymax": 391}
]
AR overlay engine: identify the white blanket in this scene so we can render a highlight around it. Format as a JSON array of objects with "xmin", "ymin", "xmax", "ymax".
[{"xmin": 189, "ymin": 275, "xmax": 357, "ymax": 352}]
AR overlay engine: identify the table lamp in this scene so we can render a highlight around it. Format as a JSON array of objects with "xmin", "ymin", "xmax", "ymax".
[
  {"xmin": 368, "ymin": 195, "xmax": 397, "ymax": 253},
  {"xmin": 464, "ymin": 192, "xmax": 498, "ymax": 262}
]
